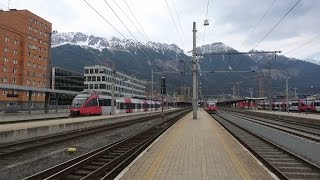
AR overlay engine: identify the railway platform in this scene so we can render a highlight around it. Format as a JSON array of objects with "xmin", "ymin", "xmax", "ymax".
[
  {"xmin": 0, "ymin": 109, "xmax": 178, "ymax": 144},
  {"xmin": 0, "ymin": 111, "xmax": 69, "ymax": 124},
  {"xmin": 250, "ymin": 109, "xmax": 320, "ymax": 120},
  {"xmin": 118, "ymin": 110, "xmax": 274, "ymax": 180}
]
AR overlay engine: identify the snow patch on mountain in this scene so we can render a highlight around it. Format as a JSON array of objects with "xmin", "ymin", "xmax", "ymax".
[{"xmin": 52, "ymin": 32, "xmax": 183, "ymax": 53}]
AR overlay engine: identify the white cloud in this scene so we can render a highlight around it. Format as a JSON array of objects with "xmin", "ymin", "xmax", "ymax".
[{"xmin": 1, "ymin": 0, "xmax": 319, "ymax": 60}]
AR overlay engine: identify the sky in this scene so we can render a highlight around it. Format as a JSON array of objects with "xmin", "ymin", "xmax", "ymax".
[{"xmin": 1, "ymin": 0, "xmax": 320, "ymax": 61}]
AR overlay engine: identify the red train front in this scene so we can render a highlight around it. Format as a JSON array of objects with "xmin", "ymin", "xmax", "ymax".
[{"xmin": 204, "ymin": 100, "xmax": 218, "ymax": 114}]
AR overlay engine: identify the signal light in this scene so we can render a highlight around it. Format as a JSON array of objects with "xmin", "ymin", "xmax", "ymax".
[{"xmin": 161, "ymin": 77, "xmax": 166, "ymax": 95}]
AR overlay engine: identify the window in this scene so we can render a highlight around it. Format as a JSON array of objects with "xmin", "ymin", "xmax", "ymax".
[
  {"xmin": 29, "ymin": 26, "xmax": 32, "ymax": 31},
  {"xmin": 27, "ymin": 80, "xmax": 30, "ymax": 85},
  {"xmin": 28, "ymin": 35, "xmax": 32, "ymax": 39},
  {"xmin": 89, "ymin": 84, "xmax": 93, "ymax": 89},
  {"xmin": 33, "ymin": 63, "xmax": 36, "ymax": 68},
  {"xmin": 13, "ymin": 49, "xmax": 18, "ymax": 55},
  {"xmin": 5, "ymin": 36, "xmax": 9, "ymax": 42},
  {"xmin": 3, "ymin": 67, "xmax": 8, "ymax": 72},
  {"xmin": 94, "ymin": 84, "xmax": 98, "ymax": 89},
  {"xmin": 13, "ymin": 59, "xmax": 18, "ymax": 64},
  {"xmin": 4, "ymin": 47, "xmax": 9, "ymax": 52},
  {"xmin": 98, "ymin": 99, "xmax": 111, "ymax": 106},
  {"xmin": 94, "ymin": 69, "xmax": 98, "ymax": 74},
  {"xmin": 4, "ymin": 57, "xmax": 9, "ymax": 62},
  {"xmin": 34, "ymin": 54, "xmax": 36, "ymax": 59},
  {"xmin": 85, "ymin": 98, "xmax": 98, "ymax": 107},
  {"xmin": 13, "ymin": 68, "xmax": 17, "ymax": 73},
  {"xmin": 29, "ymin": 17, "xmax": 32, "ymax": 22},
  {"xmin": 28, "ymin": 52, "xmax": 32, "ymax": 57},
  {"xmin": 27, "ymin": 62, "xmax": 31, "ymax": 67},
  {"xmin": 87, "ymin": 76, "xmax": 92, "ymax": 81},
  {"xmin": 27, "ymin": 71, "xmax": 30, "ymax": 76},
  {"xmin": 44, "ymin": 57, "xmax": 47, "ymax": 61},
  {"xmin": 32, "ymin": 72, "xmax": 36, "ymax": 77},
  {"xmin": 89, "ymin": 69, "xmax": 93, "ymax": 74},
  {"xmin": 39, "ymin": 65, "xmax": 42, "ymax": 69},
  {"xmin": 97, "ymin": 76, "xmax": 101, "ymax": 81},
  {"xmin": 92, "ymin": 76, "xmax": 96, "ymax": 81},
  {"xmin": 12, "ymin": 78, "xmax": 16, "ymax": 84},
  {"xmin": 3, "ymin": 77, "xmax": 7, "ymax": 83},
  {"xmin": 39, "ymin": 56, "xmax": 42, "ymax": 60},
  {"xmin": 14, "ymin": 40, "xmax": 19, "ymax": 45},
  {"xmin": 85, "ymin": 69, "xmax": 89, "ymax": 74},
  {"xmin": 2, "ymin": 91, "xmax": 6, "ymax": 95},
  {"xmin": 32, "ymin": 81, "xmax": 35, "ymax": 86}
]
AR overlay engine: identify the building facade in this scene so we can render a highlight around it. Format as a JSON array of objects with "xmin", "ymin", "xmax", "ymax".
[
  {"xmin": 0, "ymin": 9, "xmax": 52, "ymax": 106},
  {"xmin": 50, "ymin": 67, "xmax": 84, "ymax": 105},
  {"xmin": 84, "ymin": 65, "xmax": 146, "ymax": 98}
]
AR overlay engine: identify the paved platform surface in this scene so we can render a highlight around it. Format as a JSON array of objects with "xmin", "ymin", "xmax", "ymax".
[
  {"xmin": 250, "ymin": 110, "xmax": 320, "ymax": 120},
  {"xmin": 0, "ymin": 109, "xmax": 175, "ymax": 132},
  {"xmin": 0, "ymin": 111, "xmax": 69, "ymax": 124},
  {"xmin": 119, "ymin": 110, "xmax": 274, "ymax": 180}
]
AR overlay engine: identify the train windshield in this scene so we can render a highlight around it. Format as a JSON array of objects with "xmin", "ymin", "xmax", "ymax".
[{"xmin": 71, "ymin": 97, "xmax": 87, "ymax": 108}]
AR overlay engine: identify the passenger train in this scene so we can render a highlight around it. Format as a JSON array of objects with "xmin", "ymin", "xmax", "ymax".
[
  {"xmin": 204, "ymin": 100, "xmax": 218, "ymax": 113},
  {"xmin": 257, "ymin": 98, "xmax": 320, "ymax": 112},
  {"xmin": 70, "ymin": 91, "xmax": 161, "ymax": 116}
]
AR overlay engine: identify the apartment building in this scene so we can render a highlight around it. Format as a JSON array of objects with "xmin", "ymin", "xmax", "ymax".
[{"xmin": 0, "ymin": 9, "xmax": 52, "ymax": 105}]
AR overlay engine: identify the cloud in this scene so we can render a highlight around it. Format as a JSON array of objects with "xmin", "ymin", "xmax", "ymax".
[{"xmin": 1, "ymin": 0, "xmax": 319, "ymax": 60}]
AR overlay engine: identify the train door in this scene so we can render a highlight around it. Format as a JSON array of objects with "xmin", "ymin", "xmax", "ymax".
[
  {"xmin": 125, "ymin": 97, "xmax": 132, "ymax": 113},
  {"xmin": 83, "ymin": 97, "xmax": 101, "ymax": 115}
]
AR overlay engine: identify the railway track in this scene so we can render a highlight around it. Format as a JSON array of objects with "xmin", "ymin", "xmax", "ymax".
[
  {"xmin": 212, "ymin": 113, "xmax": 320, "ymax": 179},
  {"xmin": 219, "ymin": 110, "xmax": 320, "ymax": 142},
  {"xmin": 24, "ymin": 108, "xmax": 190, "ymax": 179},
  {"xmin": 0, "ymin": 110, "xmax": 180, "ymax": 158}
]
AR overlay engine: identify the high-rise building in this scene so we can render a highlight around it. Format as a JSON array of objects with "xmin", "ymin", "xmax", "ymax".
[
  {"xmin": 0, "ymin": 9, "xmax": 52, "ymax": 106},
  {"xmin": 84, "ymin": 65, "xmax": 147, "ymax": 98}
]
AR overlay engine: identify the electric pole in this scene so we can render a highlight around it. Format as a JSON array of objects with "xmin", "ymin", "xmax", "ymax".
[
  {"xmin": 192, "ymin": 22, "xmax": 197, "ymax": 119},
  {"xmin": 111, "ymin": 62, "xmax": 115, "ymax": 115},
  {"xmin": 249, "ymin": 88, "xmax": 253, "ymax": 98},
  {"xmin": 293, "ymin": 87, "xmax": 298, "ymax": 99}
]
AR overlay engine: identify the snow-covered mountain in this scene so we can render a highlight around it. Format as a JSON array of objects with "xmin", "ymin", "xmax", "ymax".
[
  {"xmin": 52, "ymin": 32, "xmax": 184, "ymax": 54},
  {"xmin": 196, "ymin": 42, "xmax": 237, "ymax": 54}
]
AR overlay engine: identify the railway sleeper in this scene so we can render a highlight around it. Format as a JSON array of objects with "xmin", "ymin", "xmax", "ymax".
[
  {"xmin": 285, "ymin": 172, "xmax": 320, "ymax": 179},
  {"xmin": 90, "ymin": 161, "xmax": 107, "ymax": 166},
  {"xmin": 81, "ymin": 165, "xmax": 100, "ymax": 171},
  {"xmin": 257, "ymin": 151, "xmax": 285, "ymax": 155},
  {"xmin": 270, "ymin": 162, "xmax": 304, "ymax": 167},
  {"xmin": 278, "ymin": 166, "xmax": 316, "ymax": 173},
  {"xmin": 71, "ymin": 169, "xmax": 93, "ymax": 176},
  {"xmin": 64, "ymin": 174, "xmax": 83, "ymax": 180},
  {"xmin": 96, "ymin": 157, "xmax": 112, "ymax": 162}
]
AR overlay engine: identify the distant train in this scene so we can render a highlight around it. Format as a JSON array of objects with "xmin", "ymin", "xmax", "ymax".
[
  {"xmin": 70, "ymin": 91, "xmax": 161, "ymax": 116},
  {"xmin": 257, "ymin": 99, "xmax": 320, "ymax": 112},
  {"xmin": 204, "ymin": 100, "xmax": 218, "ymax": 113}
]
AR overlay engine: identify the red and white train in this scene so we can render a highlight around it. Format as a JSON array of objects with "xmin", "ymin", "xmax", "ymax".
[
  {"xmin": 257, "ymin": 99, "xmax": 320, "ymax": 112},
  {"xmin": 70, "ymin": 91, "xmax": 161, "ymax": 116},
  {"xmin": 204, "ymin": 100, "xmax": 218, "ymax": 113}
]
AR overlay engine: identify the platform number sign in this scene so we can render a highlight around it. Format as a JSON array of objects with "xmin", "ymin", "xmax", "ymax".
[{"xmin": 161, "ymin": 77, "xmax": 166, "ymax": 95}]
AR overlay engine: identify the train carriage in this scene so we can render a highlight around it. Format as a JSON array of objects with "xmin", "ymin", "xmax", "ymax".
[{"xmin": 70, "ymin": 91, "xmax": 160, "ymax": 116}]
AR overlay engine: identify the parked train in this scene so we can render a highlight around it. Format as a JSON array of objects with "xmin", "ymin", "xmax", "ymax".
[
  {"xmin": 257, "ymin": 99, "xmax": 320, "ymax": 112},
  {"xmin": 70, "ymin": 91, "xmax": 161, "ymax": 116},
  {"xmin": 204, "ymin": 100, "xmax": 218, "ymax": 113}
]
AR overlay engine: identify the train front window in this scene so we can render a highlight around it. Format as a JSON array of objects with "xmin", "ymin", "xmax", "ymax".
[{"xmin": 72, "ymin": 98, "xmax": 87, "ymax": 108}]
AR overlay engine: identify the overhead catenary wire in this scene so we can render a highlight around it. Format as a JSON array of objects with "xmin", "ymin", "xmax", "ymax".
[
  {"xmin": 164, "ymin": 0, "xmax": 185, "ymax": 51},
  {"xmin": 83, "ymin": 0, "xmax": 126, "ymax": 39},
  {"xmin": 123, "ymin": 0, "xmax": 150, "ymax": 42},
  {"xmin": 242, "ymin": 0, "xmax": 278, "ymax": 49},
  {"xmin": 284, "ymin": 34, "xmax": 320, "ymax": 55},
  {"xmin": 111, "ymin": 0, "xmax": 149, "ymax": 42},
  {"xmin": 252, "ymin": 0, "xmax": 301, "ymax": 50},
  {"xmin": 170, "ymin": 0, "xmax": 184, "ymax": 37}
]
